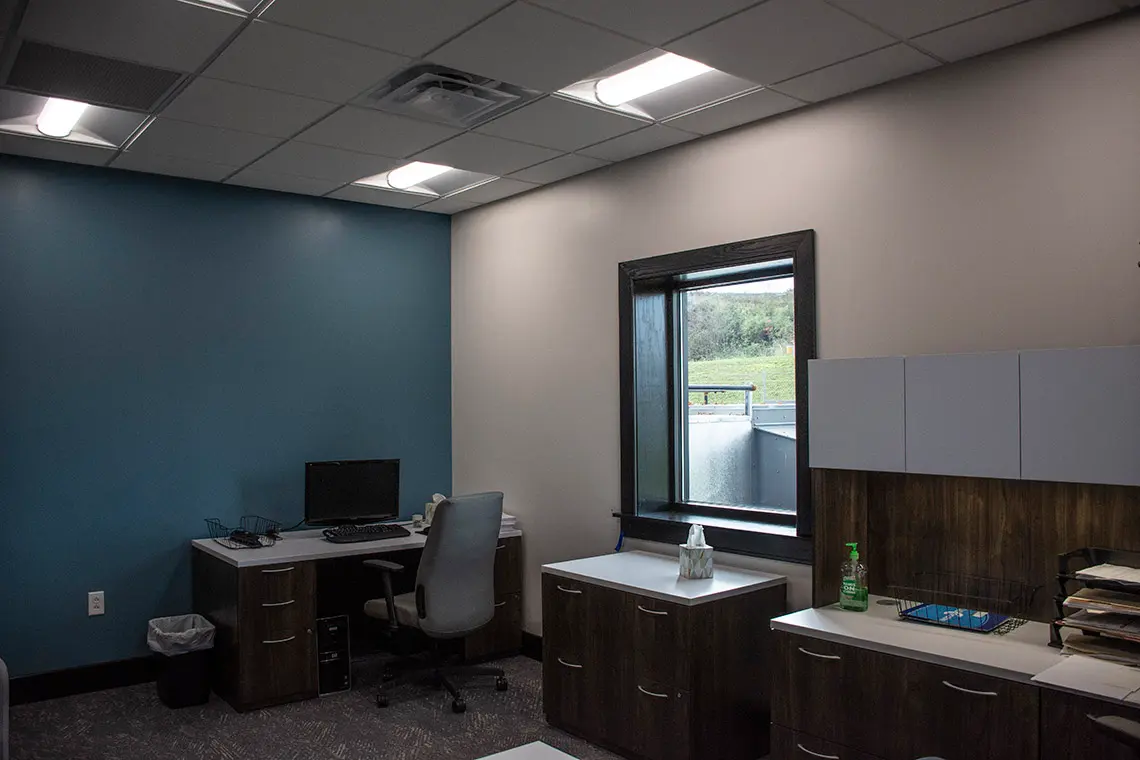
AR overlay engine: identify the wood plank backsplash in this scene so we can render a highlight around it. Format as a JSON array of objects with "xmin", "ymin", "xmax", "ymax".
[{"xmin": 812, "ymin": 469, "xmax": 1140, "ymax": 621}]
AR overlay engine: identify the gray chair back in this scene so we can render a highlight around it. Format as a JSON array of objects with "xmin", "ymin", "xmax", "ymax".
[{"xmin": 415, "ymin": 492, "xmax": 504, "ymax": 638}]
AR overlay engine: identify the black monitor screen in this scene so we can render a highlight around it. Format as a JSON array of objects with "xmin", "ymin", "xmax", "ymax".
[{"xmin": 304, "ymin": 459, "xmax": 399, "ymax": 525}]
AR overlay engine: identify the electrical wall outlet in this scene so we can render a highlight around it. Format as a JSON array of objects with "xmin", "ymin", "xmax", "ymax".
[{"xmin": 88, "ymin": 590, "xmax": 105, "ymax": 616}]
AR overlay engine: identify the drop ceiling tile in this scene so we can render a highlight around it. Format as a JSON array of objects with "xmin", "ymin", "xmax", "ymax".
[
  {"xmin": 449, "ymin": 177, "xmax": 537, "ymax": 204},
  {"xmin": 295, "ymin": 107, "xmax": 458, "ymax": 158},
  {"xmin": 247, "ymin": 141, "xmax": 399, "ymax": 183},
  {"xmin": 412, "ymin": 132, "xmax": 562, "ymax": 175},
  {"xmin": 476, "ymin": 97, "xmax": 645, "ymax": 152},
  {"xmin": 20, "ymin": 0, "xmax": 242, "ymax": 72},
  {"xmin": 667, "ymin": 0, "xmax": 895, "ymax": 85},
  {"xmin": 262, "ymin": 0, "xmax": 512, "ymax": 57},
  {"xmin": 160, "ymin": 78, "xmax": 336, "ymax": 139},
  {"xmin": 664, "ymin": 89, "xmax": 802, "ymax": 135},
  {"xmin": 111, "ymin": 151, "xmax": 237, "ymax": 182},
  {"xmin": 429, "ymin": 3, "xmax": 650, "ymax": 91},
  {"xmin": 128, "ymin": 118, "xmax": 281, "ymax": 166},
  {"xmin": 529, "ymin": 0, "xmax": 761, "ymax": 45},
  {"xmin": 827, "ymin": 0, "xmax": 1024, "ymax": 39},
  {"xmin": 508, "ymin": 153, "xmax": 609, "ymax": 183},
  {"xmin": 417, "ymin": 197, "xmax": 480, "ymax": 214},
  {"xmin": 205, "ymin": 21, "xmax": 409, "ymax": 102},
  {"xmin": 775, "ymin": 44, "xmax": 939, "ymax": 102},
  {"xmin": 0, "ymin": 133, "xmax": 113, "ymax": 166},
  {"xmin": 226, "ymin": 169, "xmax": 342, "ymax": 196},
  {"xmin": 912, "ymin": 0, "xmax": 1120, "ymax": 61},
  {"xmin": 578, "ymin": 124, "xmax": 698, "ymax": 162},
  {"xmin": 329, "ymin": 184, "xmax": 429, "ymax": 209}
]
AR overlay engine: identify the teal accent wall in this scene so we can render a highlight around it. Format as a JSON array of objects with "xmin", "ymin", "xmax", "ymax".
[{"xmin": 0, "ymin": 156, "xmax": 452, "ymax": 677}]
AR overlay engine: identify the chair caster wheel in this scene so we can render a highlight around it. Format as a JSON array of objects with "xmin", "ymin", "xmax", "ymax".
[
  {"xmin": 376, "ymin": 695, "xmax": 389, "ymax": 708},
  {"xmin": 496, "ymin": 677, "xmax": 509, "ymax": 691},
  {"xmin": 452, "ymin": 698, "xmax": 467, "ymax": 713}
]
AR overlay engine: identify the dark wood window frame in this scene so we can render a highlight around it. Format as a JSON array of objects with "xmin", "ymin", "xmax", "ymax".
[{"xmin": 617, "ymin": 230, "xmax": 816, "ymax": 564}]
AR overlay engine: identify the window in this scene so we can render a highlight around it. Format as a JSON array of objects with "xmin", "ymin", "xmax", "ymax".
[{"xmin": 618, "ymin": 232, "xmax": 816, "ymax": 562}]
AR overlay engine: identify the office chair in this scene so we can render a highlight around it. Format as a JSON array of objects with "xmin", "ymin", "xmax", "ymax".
[{"xmin": 362, "ymin": 491, "xmax": 508, "ymax": 713}]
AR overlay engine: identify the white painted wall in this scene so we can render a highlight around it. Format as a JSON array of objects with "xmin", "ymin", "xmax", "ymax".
[{"xmin": 451, "ymin": 15, "xmax": 1140, "ymax": 636}]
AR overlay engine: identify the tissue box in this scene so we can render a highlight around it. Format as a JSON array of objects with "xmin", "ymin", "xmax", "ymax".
[{"xmin": 679, "ymin": 544, "xmax": 714, "ymax": 579}]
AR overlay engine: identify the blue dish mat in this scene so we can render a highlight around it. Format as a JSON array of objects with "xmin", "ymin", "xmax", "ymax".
[{"xmin": 900, "ymin": 602, "xmax": 1009, "ymax": 633}]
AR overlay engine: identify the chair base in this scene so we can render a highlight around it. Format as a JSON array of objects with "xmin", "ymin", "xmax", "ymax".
[{"xmin": 376, "ymin": 658, "xmax": 507, "ymax": 713}]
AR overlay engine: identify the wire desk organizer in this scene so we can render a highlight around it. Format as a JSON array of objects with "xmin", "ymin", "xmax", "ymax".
[
  {"xmin": 887, "ymin": 571, "xmax": 1039, "ymax": 636},
  {"xmin": 205, "ymin": 515, "xmax": 282, "ymax": 550}
]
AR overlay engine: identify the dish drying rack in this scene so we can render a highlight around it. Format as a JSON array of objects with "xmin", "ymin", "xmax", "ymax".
[
  {"xmin": 1051, "ymin": 546, "xmax": 1140, "ymax": 648},
  {"xmin": 205, "ymin": 515, "xmax": 281, "ymax": 550},
  {"xmin": 887, "ymin": 571, "xmax": 1039, "ymax": 636}
]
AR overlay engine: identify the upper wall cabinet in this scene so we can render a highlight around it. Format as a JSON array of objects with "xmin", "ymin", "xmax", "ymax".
[
  {"xmin": 809, "ymin": 357, "xmax": 905, "ymax": 473},
  {"xmin": 1020, "ymin": 345, "xmax": 1140, "ymax": 487},
  {"xmin": 905, "ymin": 352, "xmax": 1021, "ymax": 480}
]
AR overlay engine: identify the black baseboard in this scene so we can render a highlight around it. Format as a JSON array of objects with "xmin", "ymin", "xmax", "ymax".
[
  {"xmin": 521, "ymin": 632, "xmax": 542, "ymax": 662},
  {"xmin": 10, "ymin": 655, "xmax": 158, "ymax": 706}
]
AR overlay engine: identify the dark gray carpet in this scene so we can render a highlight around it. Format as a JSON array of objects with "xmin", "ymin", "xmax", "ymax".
[{"xmin": 11, "ymin": 657, "xmax": 621, "ymax": 760}]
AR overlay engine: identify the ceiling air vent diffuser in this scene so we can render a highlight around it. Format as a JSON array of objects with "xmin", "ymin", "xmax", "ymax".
[{"xmin": 360, "ymin": 65, "xmax": 539, "ymax": 128}]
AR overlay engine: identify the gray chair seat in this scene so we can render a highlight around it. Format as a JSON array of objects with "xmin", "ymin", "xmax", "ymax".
[{"xmin": 364, "ymin": 593, "xmax": 420, "ymax": 628}]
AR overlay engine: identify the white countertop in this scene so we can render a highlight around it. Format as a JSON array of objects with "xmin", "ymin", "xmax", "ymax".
[
  {"xmin": 542, "ymin": 550, "xmax": 786, "ymax": 606},
  {"xmin": 191, "ymin": 524, "xmax": 523, "ymax": 568},
  {"xmin": 773, "ymin": 596, "xmax": 1140, "ymax": 705}
]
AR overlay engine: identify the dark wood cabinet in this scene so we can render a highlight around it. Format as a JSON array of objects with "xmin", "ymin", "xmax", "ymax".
[
  {"xmin": 771, "ymin": 725, "xmax": 884, "ymax": 760},
  {"xmin": 1041, "ymin": 689, "xmax": 1140, "ymax": 760},
  {"xmin": 464, "ymin": 535, "xmax": 523, "ymax": 661},
  {"xmin": 542, "ymin": 568, "xmax": 786, "ymax": 760}
]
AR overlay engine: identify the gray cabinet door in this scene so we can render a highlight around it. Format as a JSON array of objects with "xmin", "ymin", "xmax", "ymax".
[
  {"xmin": 905, "ymin": 352, "xmax": 1021, "ymax": 479},
  {"xmin": 808, "ymin": 357, "xmax": 905, "ymax": 472},
  {"xmin": 1020, "ymin": 345, "xmax": 1140, "ymax": 487}
]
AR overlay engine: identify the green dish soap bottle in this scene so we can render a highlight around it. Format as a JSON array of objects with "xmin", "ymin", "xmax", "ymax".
[{"xmin": 839, "ymin": 542, "xmax": 868, "ymax": 611}]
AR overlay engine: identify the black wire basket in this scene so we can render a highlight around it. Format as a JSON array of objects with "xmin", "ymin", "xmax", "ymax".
[
  {"xmin": 887, "ymin": 571, "xmax": 1039, "ymax": 636},
  {"xmin": 205, "ymin": 515, "xmax": 281, "ymax": 550}
]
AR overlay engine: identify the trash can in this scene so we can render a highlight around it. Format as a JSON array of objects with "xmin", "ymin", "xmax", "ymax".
[{"xmin": 147, "ymin": 614, "xmax": 215, "ymax": 708}]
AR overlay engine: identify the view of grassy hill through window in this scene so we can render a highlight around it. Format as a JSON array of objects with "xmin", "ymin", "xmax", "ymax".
[{"xmin": 686, "ymin": 285, "xmax": 796, "ymax": 405}]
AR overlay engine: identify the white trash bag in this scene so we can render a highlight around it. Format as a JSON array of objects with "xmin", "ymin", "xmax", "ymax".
[{"xmin": 147, "ymin": 614, "xmax": 215, "ymax": 656}]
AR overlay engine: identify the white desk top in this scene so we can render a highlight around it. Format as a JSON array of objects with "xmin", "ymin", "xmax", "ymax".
[
  {"xmin": 542, "ymin": 550, "xmax": 786, "ymax": 606},
  {"xmin": 773, "ymin": 597, "xmax": 1140, "ymax": 705},
  {"xmin": 191, "ymin": 524, "xmax": 523, "ymax": 568},
  {"xmin": 478, "ymin": 742, "xmax": 577, "ymax": 759}
]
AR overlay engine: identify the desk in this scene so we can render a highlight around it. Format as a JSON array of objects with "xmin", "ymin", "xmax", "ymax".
[{"xmin": 191, "ymin": 524, "xmax": 523, "ymax": 712}]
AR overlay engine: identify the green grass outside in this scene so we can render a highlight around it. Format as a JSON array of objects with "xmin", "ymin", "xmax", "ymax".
[{"xmin": 687, "ymin": 354, "xmax": 796, "ymax": 405}]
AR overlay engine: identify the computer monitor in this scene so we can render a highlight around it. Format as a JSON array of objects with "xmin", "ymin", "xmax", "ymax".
[{"xmin": 304, "ymin": 459, "xmax": 400, "ymax": 526}]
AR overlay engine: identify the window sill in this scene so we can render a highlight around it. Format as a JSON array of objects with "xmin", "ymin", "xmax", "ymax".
[{"xmin": 615, "ymin": 511, "xmax": 812, "ymax": 564}]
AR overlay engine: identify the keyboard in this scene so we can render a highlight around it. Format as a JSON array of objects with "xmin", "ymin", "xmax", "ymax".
[{"xmin": 322, "ymin": 523, "xmax": 412, "ymax": 544}]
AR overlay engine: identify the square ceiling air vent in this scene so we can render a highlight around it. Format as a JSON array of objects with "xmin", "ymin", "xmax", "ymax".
[
  {"xmin": 6, "ymin": 42, "xmax": 184, "ymax": 112},
  {"xmin": 358, "ymin": 64, "xmax": 540, "ymax": 128}
]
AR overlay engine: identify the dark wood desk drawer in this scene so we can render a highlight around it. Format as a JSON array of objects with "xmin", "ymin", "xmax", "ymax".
[
  {"xmin": 1041, "ymin": 688, "xmax": 1140, "ymax": 760},
  {"xmin": 464, "ymin": 592, "xmax": 521, "ymax": 660},
  {"xmin": 241, "ymin": 562, "xmax": 311, "ymax": 606},
  {"xmin": 631, "ymin": 594, "xmax": 690, "ymax": 687},
  {"xmin": 628, "ymin": 680, "xmax": 691, "ymax": 760},
  {"xmin": 494, "ymin": 536, "xmax": 522, "ymax": 594},
  {"xmin": 542, "ymin": 574, "xmax": 626, "ymax": 662},
  {"xmin": 771, "ymin": 726, "xmax": 884, "ymax": 760}
]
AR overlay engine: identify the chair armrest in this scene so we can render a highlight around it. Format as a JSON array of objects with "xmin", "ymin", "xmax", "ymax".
[
  {"xmin": 363, "ymin": 560, "xmax": 404, "ymax": 573},
  {"xmin": 363, "ymin": 560, "xmax": 403, "ymax": 631}
]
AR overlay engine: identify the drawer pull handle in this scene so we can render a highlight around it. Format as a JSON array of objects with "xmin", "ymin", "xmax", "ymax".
[
  {"xmin": 941, "ymin": 680, "xmax": 998, "ymax": 697},
  {"xmin": 556, "ymin": 585, "xmax": 583, "ymax": 595},
  {"xmin": 497, "ymin": 543, "xmax": 507, "ymax": 550},
  {"xmin": 495, "ymin": 601, "xmax": 507, "ymax": 608},
  {"xmin": 637, "ymin": 685, "xmax": 669, "ymax": 699},
  {"xmin": 637, "ymin": 605, "xmax": 669, "ymax": 616},
  {"xmin": 261, "ymin": 599, "xmax": 295, "ymax": 608},
  {"xmin": 797, "ymin": 647, "xmax": 841, "ymax": 661},
  {"xmin": 796, "ymin": 744, "xmax": 840, "ymax": 760},
  {"xmin": 261, "ymin": 566, "xmax": 295, "ymax": 574},
  {"xmin": 557, "ymin": 657, "xmax": 583, "ymax": 669},
  {"xmin": 262, "ymin": 635, "xmax": 296, "ymax": 645}
]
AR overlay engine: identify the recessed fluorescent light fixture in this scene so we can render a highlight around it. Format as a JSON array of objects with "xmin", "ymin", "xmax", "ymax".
[
  {"xmin": 178, "ymin": 0, "xmax": 261, "ymax": 14},
  {"xmin": 353, "ymin": 162, "xmax": 498, "ymax": 199},
  {"xmin": 559, "ymin": 51, "xmax": 760, "ymax": 122},
  {"xmin": 37, "ymin": 98, "xmax": 88, "ymax": 138},
  {"xmin": 595, "ymin": 53, "xmax": 713, "ymax": 106},
  {"xmin": 386, "ymin": 161, "xmax": 453, "ymax": 191}
]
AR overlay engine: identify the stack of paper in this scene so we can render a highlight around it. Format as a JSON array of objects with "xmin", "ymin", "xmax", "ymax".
[
  {"xmin": 1065, "ymin": 587, "xmax": 1140, "ymax": 616},
  {"xmin": 501, "ymin": 513, "xmax": 518, "ymax": 530},
  {"xmin": 1060, "ymin": 609, "xmax": 1140, "ymax": 644},
  {"xmin": 1062, "ymin": 634, "xmax": 1140, "ymax": 667},
  {"xmin": 1076, "ymin": 564, "xmax": 1140, "ymax": 587}
]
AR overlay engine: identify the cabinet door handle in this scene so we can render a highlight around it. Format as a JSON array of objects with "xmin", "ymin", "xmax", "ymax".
[
  {"xmin": 637, "ymin": 685, "xmax": 669, "ymax": 699},
  {"xmin": 497, "ymin": 543, "xmax": 507, "ymax": 550},
  {"xmin": 261, "ymin": 599, "xmax": 295, "ymax": 608},
  {"xmin": 637, "ymin": 605, "xmax": 669, "ymax": 616},
  {"xmin": 556, "ymin": 585, "xmax": 582, "ymax": 595},
  {"xmin": 795, "ymin": 743, "xmax": 840, "ymax": 760},
  {"xmin": 495, "ymin": 601, "xmax": 507, "ymax": 608},
  {"xmin": 557, "ymin": 657, "xmax": 583, "ymax": 669},
  {"xmin": 797, "ymin": 647, "xmax": 841, "ymax": 661},
  {"xmin": 941, "ymin": 680, "xmax": 998, "ymax": 697},
  {"xmin": 261, "ymin": 566, "xmax": 295, "ymax": 574},
  {"xmin": 262, "ymin": 635, "xmax": 296, "ymax": 645}
]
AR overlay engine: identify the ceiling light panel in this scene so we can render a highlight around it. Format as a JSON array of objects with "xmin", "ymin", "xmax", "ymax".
[
  {"xmin": 353, "ymin": 163, "xmax": 497, "ymax": 198},
  {"xmin": 0, "ymin": 132, "xmax": 114, "ymax": 166},
  {"xmin": 329, "ymin": 184, "xmax": 429, "ymax": 209},
  {"xmin": 559, "ymin": 51, "xmax": 760, "ymax": 121},
  {"xmin": 180, "ymin": 0, "xmax": 262, "ymax": 14},
  {"xmin": 0, "ymin": 89, "xmax": 148, "ymax": 148}
]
